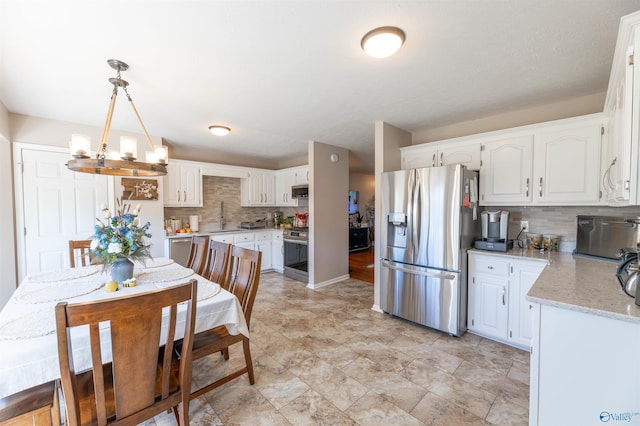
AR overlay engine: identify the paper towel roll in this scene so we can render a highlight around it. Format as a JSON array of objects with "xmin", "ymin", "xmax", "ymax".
[{"xmin": 189, "ymin": 215, "xmax": 199, "ymax": 232}]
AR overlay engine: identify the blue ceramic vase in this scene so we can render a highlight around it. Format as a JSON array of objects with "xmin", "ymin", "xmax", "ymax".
[{"xmin": 110, "ymin": 258, "xmax": 134, "ymax": 284}]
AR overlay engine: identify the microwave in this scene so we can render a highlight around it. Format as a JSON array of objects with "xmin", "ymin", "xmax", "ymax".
[{"xmin": 291, "ymin": 184, "xmax": 308, "ymax": 199}]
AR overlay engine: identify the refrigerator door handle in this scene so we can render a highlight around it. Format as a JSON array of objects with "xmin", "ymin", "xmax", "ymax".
[
  {"xmin": 411, "ymin": 169, "xmax": 420, "ymax": 259},
  {"xmin": 381, "ymin": 260, "xmax": 455, "ymax": 280}
]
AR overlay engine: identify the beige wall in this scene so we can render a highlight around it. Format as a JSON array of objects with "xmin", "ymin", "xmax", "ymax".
[
  {"xmin": 10, "ymin": 113, "xmax": 162, "ymax": 149},
  {"xmin": 412, "ymin": 92, "xmax": 604, "ymax": 144},
  {"xmin": 373, "ymin": 122, "xmax": 412, "ymax": 310},
  {"xmin": 0, "ymin": 102, "xmax": 17, "ymax": 308},
  {"xmin": 308, "ymin": 141, "xmax": 349, "ymax": 287},
  {"xmin": 349, "ymin": 172, "xmax": 375, "ymax": 225}
]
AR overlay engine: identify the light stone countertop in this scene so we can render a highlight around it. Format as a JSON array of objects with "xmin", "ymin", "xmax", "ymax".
[
  {"xmin": 165, "ymin": 228, "xmax": 282, "ymax": 239},
  {"xmin": 469, "ymin": 248, "xmax": 640, "ymax": 324}
]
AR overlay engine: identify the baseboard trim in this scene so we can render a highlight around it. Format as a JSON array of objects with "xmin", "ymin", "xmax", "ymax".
[{"xmin": 306, "ymin": 274, "xmax": 350, "ymax": 290}]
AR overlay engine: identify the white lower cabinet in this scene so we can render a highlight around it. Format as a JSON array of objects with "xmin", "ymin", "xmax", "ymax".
[
  {"xmin": 467, "ymin": 252, "xmax": 546, "ymax": 350},
  {"xmin": 209, "ymin": 230, "xmax": 283, "ymax": 272},
  {"xmin": 272, "ymin": 231, "xmax": 283, "ymax": 273},
  {"xmin": 255, "ymin": 231, "xmax": 273, "ymax": 271}
]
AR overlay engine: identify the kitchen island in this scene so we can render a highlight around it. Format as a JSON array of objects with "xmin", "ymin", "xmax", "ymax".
[{"xmin": 526, "ymin": 253, "xmax": 640, "ymax": 426}]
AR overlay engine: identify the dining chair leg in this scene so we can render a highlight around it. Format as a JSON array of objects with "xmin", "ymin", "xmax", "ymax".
[{"xmin": 243, "ymin": 338, "xmax": 255, "ymax": 385}]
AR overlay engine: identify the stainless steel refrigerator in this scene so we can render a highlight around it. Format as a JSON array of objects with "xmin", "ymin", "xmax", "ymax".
[{"xmin": 380, "ymin": 164, "xmax": 479, "ymax": 336}]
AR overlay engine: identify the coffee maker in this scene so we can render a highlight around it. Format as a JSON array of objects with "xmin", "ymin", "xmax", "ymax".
[{"xmin": 474, "ymin": 210, "xmax": 513, "ymax": 252}]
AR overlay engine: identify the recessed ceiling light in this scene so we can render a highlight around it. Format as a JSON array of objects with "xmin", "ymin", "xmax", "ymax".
[
  {"xmin": 361, "ymin": 26, "xmax": 406, "ymax": 58},
  {"xmin": 208, "ymin": 125, "xmax": 231, "ymax": 136}
]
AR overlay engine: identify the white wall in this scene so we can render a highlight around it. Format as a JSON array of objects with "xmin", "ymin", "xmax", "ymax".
[
  {"xmin": 308, "ymin": 141, "xmax": 349, "ymax": 288},
  {"xmin": 0, "ymin": 102, "xmax": 17, "ymax": 308}
]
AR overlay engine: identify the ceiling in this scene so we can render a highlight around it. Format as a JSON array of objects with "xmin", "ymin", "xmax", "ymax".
[{"xmin": 2, "ymin": 1, "xmax": 640, "ymax": 173}]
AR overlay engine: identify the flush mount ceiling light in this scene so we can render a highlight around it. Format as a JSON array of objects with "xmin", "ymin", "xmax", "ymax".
[
  {"xmin": 208, "ymin": 125, "xmax": 231, "ymax": 136},
  {"xmin": 361, "ymin": 26, "xmax": 406, "ymax": 58},
  {"xmin": 67, "ymin": 59, "xmax": 168, "ymax": 176}
]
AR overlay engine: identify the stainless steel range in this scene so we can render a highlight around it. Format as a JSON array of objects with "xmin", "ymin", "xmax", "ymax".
[{"xmin": 283, "ymin": 227, "xmax": 308, "ymax": 283}]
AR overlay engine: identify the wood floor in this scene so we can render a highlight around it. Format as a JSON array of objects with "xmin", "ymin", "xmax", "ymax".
[{"xmin": 348, "ymin": 246, "xmax": 374, "ymax": 284}]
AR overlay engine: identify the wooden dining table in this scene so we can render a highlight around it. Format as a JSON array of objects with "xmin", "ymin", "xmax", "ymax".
[{"xmin": 0, "ymin": 258, "xmax": 249, "ymax": 399}]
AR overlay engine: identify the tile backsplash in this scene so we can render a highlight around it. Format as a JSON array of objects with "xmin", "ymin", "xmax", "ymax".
[
  {"xmin": 164, "ymin": 176, "xmax": 307, "ymax": 232},
  {"xmin": 499, "ymin": 205, "xmax": 640, "ymax": 252}
]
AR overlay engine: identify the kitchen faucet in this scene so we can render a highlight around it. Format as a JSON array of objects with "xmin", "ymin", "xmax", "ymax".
[{"xmin": 220, "ymin": 200, "xmax": 225, "ymax": 230}]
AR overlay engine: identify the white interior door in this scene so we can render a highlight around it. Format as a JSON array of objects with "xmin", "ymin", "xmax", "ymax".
[{"xmin": 19, "ymin": 147, "xmax": 109, "ymax": 278}]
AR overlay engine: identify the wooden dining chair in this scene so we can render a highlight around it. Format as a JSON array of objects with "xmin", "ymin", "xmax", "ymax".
[
  {"xmin": 55, "ymin": 279, "xmax": 198, "ymax": 426},
  {"xmin": 186, "ymin": 246, "xmax": 262, "ymax": 400},
  {"xmin": 202, "ymin": 240, "xmax": 232, "ymax": 287},
  {"xmin": 68, "ymin": 240, "xmax": 94, "ymax": 268},
  {"xmin": 0, "ymin": 380, "xmax": 59, "ymax": 426},
  {"xmin": 186, "ymin": 235, "xmax": 209, "ymax": 275}
]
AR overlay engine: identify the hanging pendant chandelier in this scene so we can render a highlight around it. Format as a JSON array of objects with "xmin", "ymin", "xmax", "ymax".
[{"xmin": 67, "ymin": 59, "xmax": 168, "ymax": 176}]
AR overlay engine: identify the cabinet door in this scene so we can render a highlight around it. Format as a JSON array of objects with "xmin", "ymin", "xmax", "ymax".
[
  {"xmin": 293, "ymin": 166, "xmax": 309, "ymax": 185},
  {"xmin": 275, "ymin": 171, "xmax": 295, "ymax": 206},
  {"xmin": 533, "ymin": 124, "xmax": 601, "ymax": 204},
  {"xmin": 508, "ymin": 261, "xmax": 545, "ymax": 349},
  {"xmin": 164, "ymin": 163, "xmax": 182, "ymax": 206},
  {"xmin": 401, "ymin": 147, "xmax": 438, "ymax": 169},
  {"xmin": 272, "ymin": 236, "xmax": 283, "ymax": 272},
  {"xmin": 180, "ymin": 164, "xmax": 202, "ymax": 206},
  {"xmin": 468, "ymin": 271, "xmax": 509, "ymax": 340},
  {"xmin": 440, "ymin": 143, "xmax": 481, "ymax": 170},
  {"xmin": 480, "ymin": 135, "xmax": 534, "ymax": 205},
  {"xmin": 262, "ymin": 172, "xmax": 276, "ymax": 206},
  {"xmin": 256, "ymin": 240, "xmax": 272, "ymax": 270}
]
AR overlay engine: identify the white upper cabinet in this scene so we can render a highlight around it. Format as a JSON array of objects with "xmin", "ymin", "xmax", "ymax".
[
  {"xmin": 533, "ymin": 124, "xmax": 601, "ymax": 204},
  {"xmin": 602, "ymin": 15, "xmax": 640, "ymax": 206},
  {"xmin": 401, "ymin": 141, "xmax": 481, "ymax": 170},
  {"xmin": 241, "ymin": 171, "xmax": 276, "ymax": 206},
  {"xmin": 164, "ymin": 160, "xmax": 202, "ymax": 207},
  {"xmin": 480, "ymin": 135, "xmax": 534, "ymax": 205},
  {"xmin": 479, "ymin": 115, "xmax": 604, "ymax": 206},
  {"xmin": 274, "ymin": 165, "xmax": 308, "ymax": 207}
]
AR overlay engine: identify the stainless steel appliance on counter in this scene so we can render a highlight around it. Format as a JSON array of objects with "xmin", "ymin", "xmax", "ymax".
[
  {"xmin": 283, "ymin": 227, "xmax": 308, "ymax": 283},
  {"xmin": 575, "ymin": 215, "xmax": 639, "ymax": 260},
  {"xmin": 380, "ymin": 164, "xmax": 480, "ymax": 336}
]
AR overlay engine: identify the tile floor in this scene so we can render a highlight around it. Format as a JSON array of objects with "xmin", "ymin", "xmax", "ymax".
[{"xmin": 150, "ymin": 272, "xmax": 530, "ymax": 425}]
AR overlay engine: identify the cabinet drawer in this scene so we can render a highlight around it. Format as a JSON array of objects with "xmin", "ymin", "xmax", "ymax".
[
  {"xmin": 473, "ymin": 257, "xmax": 510, "ymax": 276},
  {"xmin": 255, "ymin": 232, "xmax": 273, "ymax": 241},
  {"xmin": 272, "ymin": 231, "xmax": 283, "ymax": 241},
  {"xmin": 210, "ymin": 234, "xmax": 233, "ymax": 244},
  {"xmin": 234, "ymin": 233, "xmax": 254, "ymax": 243}
]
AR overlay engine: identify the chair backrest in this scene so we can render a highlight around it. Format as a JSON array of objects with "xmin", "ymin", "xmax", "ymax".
[
  {"xmin": 225, "ymin": 246, "xmax": 262, "ymax": 327},
  {"xmin": 68, "ymin": 240, "xmax": 94, "ymax": 268},
  {"xmin": 202, "ymin": 240, "xmax": 232, "ymax": 287},
  {"xmin": 187, "ymin": 235, "xmax": 209, "ymax": 275},
  {"xmin": 55, "ymin": 280, "xmax": 197, "ymax": 426}
]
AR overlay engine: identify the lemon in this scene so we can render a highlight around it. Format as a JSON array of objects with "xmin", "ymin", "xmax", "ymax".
[{"xmin": 105, "ymin": 280, "xmax": 119, "ymax": 293}]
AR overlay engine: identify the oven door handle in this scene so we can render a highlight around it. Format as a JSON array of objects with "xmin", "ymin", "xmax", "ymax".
[{"xmin": 283, "ymin": 238, "xmax": 308, "ymax": 245}]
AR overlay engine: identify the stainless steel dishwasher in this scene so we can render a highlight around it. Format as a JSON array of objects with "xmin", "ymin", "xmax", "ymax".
[{"xmin": 168, "ymin": 236, "xmax": 192, "ymax": 267}]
